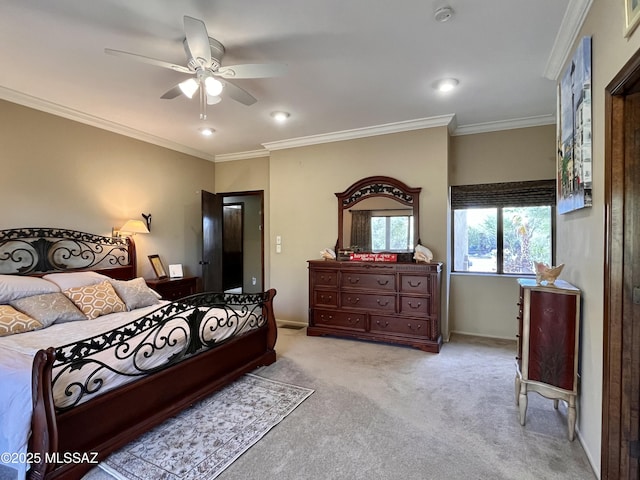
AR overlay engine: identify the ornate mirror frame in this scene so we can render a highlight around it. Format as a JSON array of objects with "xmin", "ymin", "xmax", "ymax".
[{"xmin": 336, "ymin": 175, "xmax": 421, "ymax": 252}]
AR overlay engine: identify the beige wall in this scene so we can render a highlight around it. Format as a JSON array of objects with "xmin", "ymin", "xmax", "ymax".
[
  {"xmin": 214, "ymin": 156, "xmax": 271, "ymax": 290},
  {"xmin": 268, "ymin": 127, "xmax": 450, "ymax": 327},
  {"xmin": 448, "ymin": 125, "xmax": 557, "ymax": 339},
  {"xmin": 0, "ymin": 100, "xmax": 215, "ymax": 279},
  {"xmin": 555, "ymin": 0, "xmax": 640, "ymax": 473}
]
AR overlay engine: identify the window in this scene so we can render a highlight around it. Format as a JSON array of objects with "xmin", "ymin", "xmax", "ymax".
[
  {"xmin": 451, "ymin": 180, "xmax": 555, "ymax": 274},
  {"xmin": 371, "ymin": 214, "xmax": 413, "ymax": 251}
]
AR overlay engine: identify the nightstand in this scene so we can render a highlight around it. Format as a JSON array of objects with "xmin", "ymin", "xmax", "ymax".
[{"xmin": 145, "ymin": 276, "xmax": 199, "ymax": 301}]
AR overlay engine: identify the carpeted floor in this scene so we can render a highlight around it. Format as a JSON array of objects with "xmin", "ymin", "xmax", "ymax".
[{"xmin": 86, "ymin": 327, "xmax": 596, "ymax": 480}]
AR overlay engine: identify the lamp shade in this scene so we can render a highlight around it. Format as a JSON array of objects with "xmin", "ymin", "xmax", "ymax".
[{"xmin": 120, "ymin": 219, "xmax": 149, "ymax": 234}]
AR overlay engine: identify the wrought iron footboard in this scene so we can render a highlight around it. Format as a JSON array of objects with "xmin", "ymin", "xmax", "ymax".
[{"xmin": 51, "ymin": 292, "xmax": 271, "ymax": 410}]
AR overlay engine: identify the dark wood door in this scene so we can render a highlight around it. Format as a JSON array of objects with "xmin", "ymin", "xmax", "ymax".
[
  {"xmin": 222, "ymin": 203, "xmax": 243, "ymax": 291},
  {"xmin": 603, "ymin": 50, "xmax": 640, "ymax": 479},
  {"xmin": 201, "ymin": 190, "xmax": 223, "ymax": 292}
]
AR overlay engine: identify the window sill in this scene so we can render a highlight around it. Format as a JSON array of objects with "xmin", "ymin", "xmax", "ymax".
[{"xmin": 450, "ymin": 271, "xmax": 536, "ymax": 279}]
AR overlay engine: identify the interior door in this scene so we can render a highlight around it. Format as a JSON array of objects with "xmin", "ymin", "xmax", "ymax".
[
  {"xmin": 603, "ymin": 51, "xmax": 640, "ymax": 479},
  {"xmin": 222, "ymin": 203, "xmax": 244, "ymax": 291},
  {"xmin": 201, "ymin": 190, "xmax": 223, "ymax": 292}
]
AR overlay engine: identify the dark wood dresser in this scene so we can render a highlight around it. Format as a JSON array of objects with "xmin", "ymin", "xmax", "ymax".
[
  {"xmin": 307, "ymin": 260, "xmax": 442, "ymax": 353},
  {"xmin": 515, "ymin": 278, "xmax": 581, "ymax": 440}
]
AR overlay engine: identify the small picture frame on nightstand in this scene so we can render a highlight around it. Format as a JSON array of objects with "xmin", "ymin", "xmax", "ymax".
[
  {"xmin": 148, "ymin": 254, "xmax": 167, "ymax": 279},
  {"xmin": 169, "ymin": 264, "xmax": 184, "ymax": 278}
]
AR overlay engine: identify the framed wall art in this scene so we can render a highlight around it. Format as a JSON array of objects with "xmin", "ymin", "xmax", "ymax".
[
  {"xmin": 625, "ymin": 0, "xmax": 640, "ymax": 37},
  {"xmin": 557, "ymin": 35, "xmax": 592, "ymax": 214}
]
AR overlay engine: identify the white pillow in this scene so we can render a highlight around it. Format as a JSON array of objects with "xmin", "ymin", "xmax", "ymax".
[
  {"xmin": 43, "ymin": 271, "xmax": 110, "ymax": 291},
  {"xmin": 0, "ymin": 274, "xmax": 60, "ymax": 303},
  {"xmin": 109, "ymin": 277, "xmax": 160, "ymax": 311}
]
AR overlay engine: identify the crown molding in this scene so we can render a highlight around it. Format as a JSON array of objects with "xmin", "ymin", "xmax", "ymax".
[
  {"xmin": 215, "ymin": 149, "xmax": 270, "ymax": 162},
  {"xmin": 452, "ymin": 114, "xmax": 556, "ymax": 136},
  {"xmin": 262, "ymin": 114, "xmax": 456, "ymax": 151},
  {"xmin": 0, "ymin": 86, "xmax": 215, "ymax": 162},
  {"xmin": 543, "ymin": 0, "xmax": 593, "ymax": 81}
]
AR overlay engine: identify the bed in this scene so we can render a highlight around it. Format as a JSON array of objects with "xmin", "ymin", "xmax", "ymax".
[{"xmin": 0, "ymin": 227, "xmax": 277, "ymax": 480}]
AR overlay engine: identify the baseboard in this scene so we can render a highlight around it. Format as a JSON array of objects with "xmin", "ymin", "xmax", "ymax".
[
  {"xmin": 276, "ymin": 320, "xmax": 307, "ymax": 330},
  {"xmin": 575, "ymin": 426, "xmax": 601, "ymax": 479},
  {"xmin": 449, "ymin": 329, "xmax": 515, "ymax": 342}
]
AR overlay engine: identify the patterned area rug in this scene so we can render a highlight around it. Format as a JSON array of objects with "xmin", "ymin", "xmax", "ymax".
[{"xmin": 99, "ymin": 374, "xmax": 313, "ymax": 480}]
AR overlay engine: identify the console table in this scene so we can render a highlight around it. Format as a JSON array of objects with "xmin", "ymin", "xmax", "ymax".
[
  {"xmin": 515, "ymin": 278, "xmax": 581, "ymax": 440},
  {"xmin": 307, "ymin": 260, "xmax": 442, "ymax": 353}
]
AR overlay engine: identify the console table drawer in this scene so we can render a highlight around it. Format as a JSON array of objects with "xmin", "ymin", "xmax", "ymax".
[
  {"xmin": 312, "ymin": 270, "xmax": 338, "ymax": 287},
  {"xmin": 370, "ymin": 315, "xmax": 431, "ymax": 338},
  {"xmin": 400, "ymin": 296, "xmax": 430, "ymax": 315},
  {"xmin": 341, "ymin": 273, "xmax": 395, "ymax": 291},
  {"xmin": 400, "ymin": 275, "xmax": 430, "ymax": 294},
  {"xmin": 314, "ymin": 289, "xmax": 338, "ymax": 307},
  {"xmin": 341, "ymin": 292, "xmax": 395, "ymax": 312},
  {"xmin": 313, "ymin": 309, "xmax": 366, "ymax": 331}
]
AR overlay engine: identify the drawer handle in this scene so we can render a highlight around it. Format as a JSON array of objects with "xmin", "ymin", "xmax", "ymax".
[
  {"xmin": 346, "ymin": 296, "xmax": 360, "ymax": 304},
  {"xmin": 377, "ymin": 279, "xmax": 389, "ymax": 285},
  {"xmin": 319, "ymin": 294, "xmax": 333, "ymax": 302},
  {"xmin": 407, "ymin": 301, "xmax": 422, "ymax": 309},
  {"xmin": 348, "ymin": 277, "xmax": 360, "ymax": 284},
  {"xmin": 376, "ymin": 320, "xmax": 389, "ymax": 328},
  {"xmin": 408, "ymin": 280, "xmax": 422, "ymax": 287},
  {"xmin": 407, "ymin": 323, "xmax": 422, "ymax": 331},
  {"xmin": 321, "ymin": 315, "xmax": 334, "ymax": 322},
  {"xmin": 377, "ymin": 299, "xmax": 390, "ymax": 307},
  {"xmin": 320, "ymin": 275, "xmax": 332, "ymax": 281},
  {"xmin": 348, "ymin": 317, "xmax": 360, "ymax": 325}
]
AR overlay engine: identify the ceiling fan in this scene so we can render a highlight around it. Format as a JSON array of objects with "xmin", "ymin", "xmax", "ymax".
[{"xmin": 105, "ymin": 15, "xmax": 286, "ymax": 120}]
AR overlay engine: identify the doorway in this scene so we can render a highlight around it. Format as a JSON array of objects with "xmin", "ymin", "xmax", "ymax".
[
  {"xmin": 602, "ymin": 49, "xmax": 640, "ymax": 478},
  {"xmin": 201, "ymin": 190, "xmax": 264, "ymax": 294}
]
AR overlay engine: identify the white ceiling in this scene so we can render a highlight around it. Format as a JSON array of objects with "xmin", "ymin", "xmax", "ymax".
[{"xmin": 0, "ymin": 0, "xmax": 585, "ymax": 161}]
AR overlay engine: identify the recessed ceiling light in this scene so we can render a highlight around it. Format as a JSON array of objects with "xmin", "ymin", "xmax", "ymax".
[
  {"xmin": 271, "ymin": 111, "xmax": 290, "ymax": 123},
  {"xmin": 199, "ymin": 127, "xmax": 215, "ymax": 136},
  {"xmin": 433, "ymin": 78, "xmax": 459, "ymax": 92},
  {"xmin": 434, "ymin": 6, "xmax": 454, "ymax": 22}
]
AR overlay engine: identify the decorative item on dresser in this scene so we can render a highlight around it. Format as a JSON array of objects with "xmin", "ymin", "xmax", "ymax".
[
  {"xmin": 145, "ymin": 275, "xmax": 198, "ymax": 300},
  {"xmin": 308, "ymin": 175, "xmax": 443, "ymax": 353},
  {"xmin": 515, "ymin": 278, "xmax": 581, "ymax": 440},
  {"xmin": 307, "ymin": 260, "xmax": 442, "ymax": 352}
]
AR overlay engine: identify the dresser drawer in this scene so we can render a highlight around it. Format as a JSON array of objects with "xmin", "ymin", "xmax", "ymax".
[
  {"xmin": 340, "ymin": 292, "xmax": 395, "ymax": 312},
  {"xmin": 312, "ymin": 270, "xmax": 338, "ymax": 287},
  {"xmin": 369, "ymin": 315, "xmax": 431, "ymax": 338},
  {"xmin": 341, "ymin": 273, "xmax": 395, "ymax": 291},
  {"xmin": 399, "ymin": 296, "xmax": 430, "ymax": 316},
  {"xmin": 313, "ymin": 309, "xmax": 366, "ymax": 331},
  {"xmin": 399, "ymin": 274, "xmax": 431, "ymax": 294},
  {"xmin": 314, "ymin": 289, "xmax": 338, "ymax": 307}
]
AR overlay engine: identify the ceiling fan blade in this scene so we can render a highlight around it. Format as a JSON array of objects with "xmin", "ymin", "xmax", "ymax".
[
  {"xmin": 105, "ymin": 48, "xmax": 192, "ymax": 74},
  {"xmin": 221, "ymin": 80, "xmax": 257, "ymax": 106},
  {"xmin": 184, "ymin": 16, "xmax": 212, "ymax": 68},
  {"xmin": 160, "ymin": 85, "xmax": 183, "ymax": 99},
  {"xmin": 215, "ymin": 63, "xmax": 287, "ymax": 79}
]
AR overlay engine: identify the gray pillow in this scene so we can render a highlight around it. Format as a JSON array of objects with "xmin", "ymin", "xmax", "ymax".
[
  {"xmin": 109, "ymin": 277, "xmax": 160, "ymax": 311},
  {"xmin": 11, "ymin": 292, "xmax": 86, "ymax": 327}
]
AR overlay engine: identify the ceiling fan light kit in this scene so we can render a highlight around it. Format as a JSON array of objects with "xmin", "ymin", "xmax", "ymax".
[{"xmin": 105, "ymin": 15, "xmax": 286, "ymax": 121}]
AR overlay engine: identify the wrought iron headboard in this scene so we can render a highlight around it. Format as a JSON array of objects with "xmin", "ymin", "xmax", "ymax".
[{"xmin": 0, "ymin": 227, "xmax": 136, "ymax": 279}]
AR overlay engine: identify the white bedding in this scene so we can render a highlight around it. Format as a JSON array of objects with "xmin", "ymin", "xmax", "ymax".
[{"xmin": 0, "ymin": 300, "xmax": 259, "ymax": 480}]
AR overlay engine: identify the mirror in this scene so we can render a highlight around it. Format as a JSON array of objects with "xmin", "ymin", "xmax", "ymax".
[{"xmin": 336, "ymin": 176, "xmax": 421, "ymax": 255}]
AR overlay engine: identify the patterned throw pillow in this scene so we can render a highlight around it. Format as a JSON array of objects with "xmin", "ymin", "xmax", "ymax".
[
  {"xmin": 0, "ymin": 305, "xmax": 43, "ymax": 336},
  {"xmin": 63, "ymin": 281, "xmax": 126, "ymax": 320},
  {"xmin": 11, "ymin": 292, "xmax": 86, "ymax": 327},
  {"xmin": 109, "ymin": 277, "xmax": 160, "ymax": 311}
]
